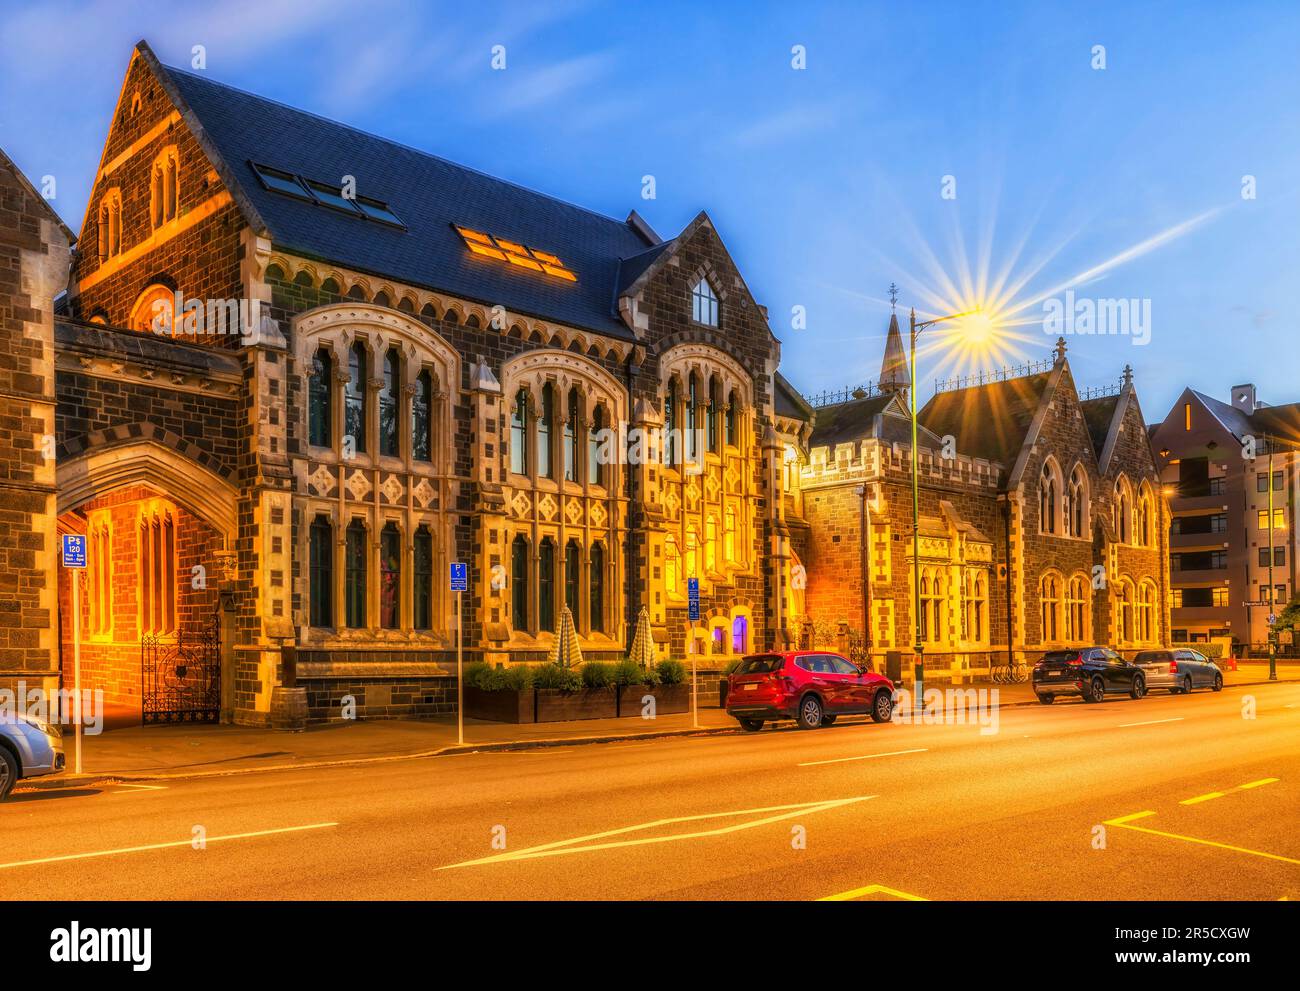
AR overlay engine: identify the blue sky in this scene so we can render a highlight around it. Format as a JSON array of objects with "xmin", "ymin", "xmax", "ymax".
[{"xmin": 3, "ymin": 0, "xmax": 1297, "ymax": 420}]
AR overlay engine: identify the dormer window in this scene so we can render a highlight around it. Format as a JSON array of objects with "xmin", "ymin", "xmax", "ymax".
[
  {"xmin": 151, "ymin": 146, "xmax": 179, "ymax": 229},
  {"xmin": 691, "ymin": 278, "xmax": 718, "ymax": 327},
  {"xmin": 98, "ymin": 189, "xmax": 122, "ymax": 261}
]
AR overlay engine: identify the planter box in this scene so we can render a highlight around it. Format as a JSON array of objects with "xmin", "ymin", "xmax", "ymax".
[
  {"xmin": 463, "ymin": 686, "xmax": 535, "ymax": 724},
  {"xmin": 534, "ymin": 686, "xmax": 618, "ymax": 722},
  {"xmin": 617, "ymin": 682, "xmax": 691, "ymax": 717}
]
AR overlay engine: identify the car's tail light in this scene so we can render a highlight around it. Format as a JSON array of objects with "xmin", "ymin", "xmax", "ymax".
[{"xmin": 1169, "ymin": 660, "xmax": 1179, "ymax": 673}]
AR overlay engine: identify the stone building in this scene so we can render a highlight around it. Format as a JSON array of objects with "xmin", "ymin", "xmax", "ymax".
[
  {"xmin": 2, "ymin": 41, "xmax": 806, "ymax": 725},
  {"xmin": 0, "ymin": 149, "xmax": 73, "ymax": 709},
  {"xmin": 791, "ymin": 313, "xmax": 1172, "ymax": 676}
]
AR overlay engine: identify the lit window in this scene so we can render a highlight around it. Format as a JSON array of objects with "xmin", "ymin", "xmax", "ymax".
[
  {"xmin": 138, "ymin": 502, "xmax": 176, "ymax": 637},
  {"xmin": 88, "ymin": 514, "xmax": 113, "ymax": 638},
  {"xmin": 1041, "ymin": 573, "xmax": 1061, "ymax": 642},
  {"xmin": 691, "ymin": 278, "xmax": 718, "ymax": 326},
  {"xmin": 453, "ymin": 225, "xmax": 577, "ymax": 281},
  {"xmin": 1065, "ymin": 575, "xmax": 1088, "ymax": 642}
]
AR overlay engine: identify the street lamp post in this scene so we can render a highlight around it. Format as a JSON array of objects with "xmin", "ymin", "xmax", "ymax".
[
  {"xmin": 908, "ymin": 306, "xmax": 979, "ymax": 710},
  {"xmin": 1267, "ymin": 433, "xmax": 1277, "ymax": 681}
]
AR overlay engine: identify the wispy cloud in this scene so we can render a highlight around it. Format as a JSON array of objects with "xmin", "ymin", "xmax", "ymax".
[
  {"xmin": 728, "ymin": 103, "xmax": 839, "ymax": 148},
  {"xmin": 483, "ymin": 51, "xmax": 616, "ymax": 117}
]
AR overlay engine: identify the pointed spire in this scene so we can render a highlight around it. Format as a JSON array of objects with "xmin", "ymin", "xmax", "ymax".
[{"xmin": 879, "ymin": 310, "xmax": 910, "ymax": 394}]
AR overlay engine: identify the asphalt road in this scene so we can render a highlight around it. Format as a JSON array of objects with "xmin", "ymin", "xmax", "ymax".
[{"xmin": 2, "ymin": 681, "xmax": 1298, "ymax": 901}]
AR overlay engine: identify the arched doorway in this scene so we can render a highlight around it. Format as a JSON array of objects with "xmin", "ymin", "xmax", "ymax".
[{"xmin": 56, "ymin": 439, "xmax": 239, "ymax": 725}]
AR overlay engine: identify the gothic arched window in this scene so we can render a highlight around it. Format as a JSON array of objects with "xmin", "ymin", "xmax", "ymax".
[
  {"xmin": 412, "ymin": 370, "xmax": 432, "ymax": 462},
  {"xmin": 379, "ymin": 348, "xmax": 400, "ymax": 457},
  {"xmin": 346, "ymin": 342, "xmax": 368, "ymax": 455},
  {"xmin": 590, "ymin": 542, "xmax": 605, "ymax": 633},
  {"xmin": 691, "ymin": 277, "xmax": 718, "ymax": 326},
  {"xmin": 309, "ymin": 348, "xmax": 332, "ymax": 448}
]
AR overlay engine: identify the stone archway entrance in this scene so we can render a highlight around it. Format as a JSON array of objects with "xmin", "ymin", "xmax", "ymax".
[{"xmin": 55, "ymin": 440, "xmax": 239, "ymax": 726}]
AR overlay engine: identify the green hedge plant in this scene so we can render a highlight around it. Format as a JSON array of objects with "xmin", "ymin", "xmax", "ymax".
[
  {"xmin": 582, "ymin": 661, "xmax": 614, "ymax": 689},
  {"xmin": 532, "ymin": 663, "xmax": 583, "ymax": 692},
  {"xmin": 656, "ymin": 659, "xmax": 687, "ymax": 685}
]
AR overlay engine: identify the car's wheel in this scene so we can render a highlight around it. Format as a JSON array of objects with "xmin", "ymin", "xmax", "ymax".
[
  {"xmin": 0, "ymin": 747, "xmax": 17, "ymax": 802},
  {"xmin": 1212, "ymin": 672, "xmax": 1223, "ymax": 692},
  {"xmin": 1084, "ymin": 676, "xmax": 1105, "ymax": 703},
  {"xmin": 737, "ymin": 717, "xmax": 764, "ymax": 732},
  {"xmin": 1181, "ymin": 675, "xmax": 1193, "ymax": 695},
  {"xmin": 820, "ymin": 715, "xmax": 837, "ymax": 727},
  {"xmin": 796, "ymin": 693, "xmax": 823, "ymax": 730},
  {"xmin": 1130, "ymin": 675, "xmax": 1146, "ymax": 700},
  {"xmin": 1037, "ymin": 693, "xmax": 1055, "ymax": 704},
  {"xmin": 871, "ymin": 689, "xmax": 894, "ymax": 723}
]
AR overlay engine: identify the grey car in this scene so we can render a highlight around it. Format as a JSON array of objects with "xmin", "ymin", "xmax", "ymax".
[
  {"xmin": 1133, "ymin": 648, "xmax": 1224, "ymax": 695},
  {"xmin": 0, "ymin": 712, "xmax": 65, "ymax": 800}
]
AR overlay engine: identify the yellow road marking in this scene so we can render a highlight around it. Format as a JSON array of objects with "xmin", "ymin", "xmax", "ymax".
[
  {"xmin": 0, "ymin": 822, "xmax": 338, "ymax": 871},
  {"xmin": 820, "ymin": 883, "xmax": 928, "ymax": 902},
  {"xmin": 1103, "ymin": 814, "xmax": 1300, "ymax": 866},
  {"xmin": 798, "ymin": 748, "xmax": 928, "ymax": 768},
  {"xmin": 440, "ymin": 796, "xmax": 876, "ymax": 869},
  {"xmin": 1240, "ymin": 778, "xmax": 1279, "ymax": 790},
  {"xmin": 1181, "ymin": 792, "xmax": 1225, "ymax": 805}
]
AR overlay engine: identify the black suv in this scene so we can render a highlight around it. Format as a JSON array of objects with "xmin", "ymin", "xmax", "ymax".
[{"xmin": 1033, "ymin": 646, "xmax": 1147, "ymax": 704}]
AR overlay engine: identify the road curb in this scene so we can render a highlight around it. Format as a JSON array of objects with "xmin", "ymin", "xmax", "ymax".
[{"xmin": 13, "ymin": 677, "xmax": 1294, "ymax": 794}]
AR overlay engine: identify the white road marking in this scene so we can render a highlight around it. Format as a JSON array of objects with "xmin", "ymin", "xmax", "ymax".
[
  {"xmin": 798, "ymin": 748, "xmax": 928, "ymax": 768},
  {"xmin": 1117, "ymin": 717, "xmax": 1185, "ymax": 728},
  {"xmin": 113, "ymin": 782, "xmax": 168, "ymax": 791},
  {"xmin": 440, "ymin": 796, "xmax": 875, "ymax": 868},
  {"xmin": 0, "ymin": 822, "xmax": 339, "ymax": 871}
]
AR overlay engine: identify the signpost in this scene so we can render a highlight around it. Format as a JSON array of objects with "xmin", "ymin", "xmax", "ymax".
[
  {"xmin": 61, "ymin": 534, "xmax": 87, "ymax": 774},
  {"xmin": 450, "ymin": 563, "xmax": 468, "ymax": 745},
  {"xmin": 687, "ymin": 578, "xmax": 700, "ymax": 729}
]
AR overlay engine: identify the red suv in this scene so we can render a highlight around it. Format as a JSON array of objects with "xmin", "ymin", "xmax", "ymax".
[{"xmin": 725, "ymin": 651, "xmax": 895, "ymax": 731}]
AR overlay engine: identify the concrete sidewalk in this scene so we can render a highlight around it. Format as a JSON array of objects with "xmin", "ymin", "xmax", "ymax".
[{"xmin": 17, "ymin": 663, "xmax": 1297, "ymax": 791}]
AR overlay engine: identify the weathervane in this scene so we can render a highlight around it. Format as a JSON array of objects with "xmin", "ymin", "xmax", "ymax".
[{"xmin": 888, "ymin": 282, "xmax": 899, "ymax": 311}]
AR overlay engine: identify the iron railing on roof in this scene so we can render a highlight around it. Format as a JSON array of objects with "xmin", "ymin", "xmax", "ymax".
[
  {"xmin": 807, "ymin": 381, "xmax": 883, "ymax": 408},
  {"xmin": 933, "ymin": 358, "xmax": 1053, "ymax": 394},
  {"xmin": 1079, "ymin": 383, "xmax": 1122, "ymax": 401}
]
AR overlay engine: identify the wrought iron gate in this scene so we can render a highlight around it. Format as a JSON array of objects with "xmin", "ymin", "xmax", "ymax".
[{"xmin": 141, "ymin": 620, "xmax": 221, "ymax": 724}]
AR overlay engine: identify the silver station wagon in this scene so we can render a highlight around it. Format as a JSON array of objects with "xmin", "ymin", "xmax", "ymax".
[{"xmin": 1132, "ymin": 648, "xmax": 1224, "ymax": 695}]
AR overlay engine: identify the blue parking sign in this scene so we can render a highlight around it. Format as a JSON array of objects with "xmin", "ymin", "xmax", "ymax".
[
  {"xmin": 62, "ymin": 533, "xmax": 87, "ymax": 568},
  {"xmin": 687, "ymin": 577, "xmax": 700, "ymax": 621},
  {"xmin": 449, "ymin": 562, "xmax": 468, "ymax": 592}
]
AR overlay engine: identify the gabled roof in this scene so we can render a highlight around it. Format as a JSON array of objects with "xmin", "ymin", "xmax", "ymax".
[
  {"xmin": 1190, "ymin": 388, "xmax": 1256, "ymax": 441},
  {"xmin": 147, "ymin": 47, "xmax": 659, "ymax": 342},
  {"xmin": 0, "ymin": 147, "xmax": 75, "ymax": 242},
  {"xmin": 918, "ymin": 371, "xmax": 1053, "ymax": 466},
  {"xmin": 773, "ymin": 372, "xmax": 814, "ymax": 423},
  {"xmin": 1252, "ymin": 401, "xmax": 1300, "ymax": 447},
  {"xmin": 809, "ymin": 390, "xmax": 919, "ymax": 448}
]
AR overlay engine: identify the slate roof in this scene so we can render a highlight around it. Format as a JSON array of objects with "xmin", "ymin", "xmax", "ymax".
[
  {"xmin": 773, "ymin": 372, "xmax": 814, "ymax": 423},
  {"xmin": 1190, "ymin": 389, "xmax": 1256, "ymax": 441},
  {"xmin": 1250, "ymin": 401, "xmax": 1300, "ymax": 447},
  {"xmin": 158, "ymin": 60, "xmax": 658, "ymax": 342},
  {"xmin": 918, "ymin": 371, "xmax": 1052, "ymax": 465},
  {"xmin": 808, "ymin": 393, "xmax": 893, "ymax": 448},
  {"xmin": 1080, "ymin": 394, "xmax": 1120, "ymax": 458}
]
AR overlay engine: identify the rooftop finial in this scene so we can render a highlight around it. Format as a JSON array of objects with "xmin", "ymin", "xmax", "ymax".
[
  {"xmin": 888, "ymin": 282, "xmax": 899, "ymax": 312},
  {"xmin": 1122, "ymin": 363, "xmax": 1133, "ymax": 388},
  {"xmin": 1054, "ymin": 336, "xmax": 1067, "ymax": 364}
]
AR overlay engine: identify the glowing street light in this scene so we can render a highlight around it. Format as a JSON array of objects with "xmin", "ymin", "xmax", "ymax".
[{"xmin": 907, "ymin": 304, "xmax": 990, "ymax": 709}]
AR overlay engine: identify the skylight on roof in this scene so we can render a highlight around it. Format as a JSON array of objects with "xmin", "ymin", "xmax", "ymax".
[
  {"xmin": 250, "ymin": 162, "xmax": 405, "ymax": 229},
  {"xmin": 453, "ymin": 225, "xmax": 577, "ymax": 282}
]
